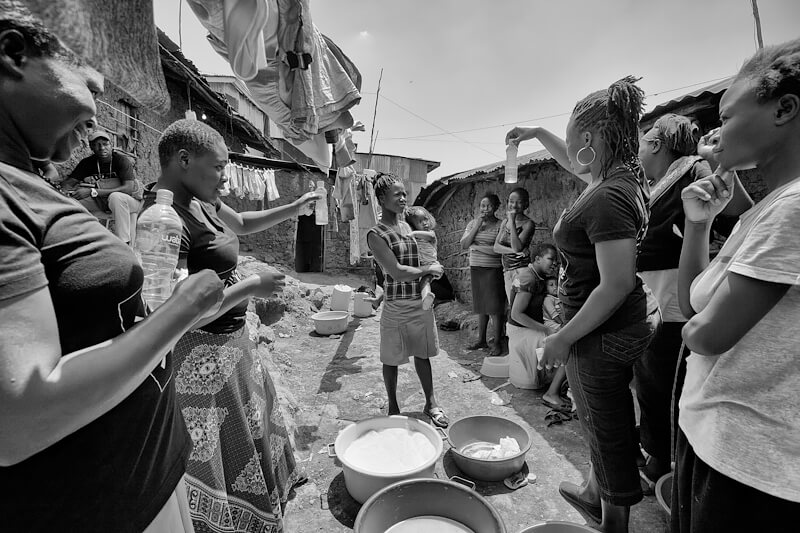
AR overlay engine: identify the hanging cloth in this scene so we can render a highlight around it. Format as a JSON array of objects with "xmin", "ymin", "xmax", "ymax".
[
  {"xmin": 264, "ymin": 169, "xmax": 280, "ymax": 201},
  {"xmin": 334, "ymin": 165, "xmax": 356, "ymax": 221}
]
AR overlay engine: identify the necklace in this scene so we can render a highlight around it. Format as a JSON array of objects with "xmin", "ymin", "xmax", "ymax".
[{"xmin": 96, "ymin": 156, "xmax": 112, "ymax": 180}]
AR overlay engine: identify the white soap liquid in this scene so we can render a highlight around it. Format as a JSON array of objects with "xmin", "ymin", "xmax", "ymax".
[
  {"xmin": 343, "ymin": 427, "xmax": 436, "ymax": 474},
  {"xmin": 385, "ymin": 515, "xmax": 475, "ymax": 533}
]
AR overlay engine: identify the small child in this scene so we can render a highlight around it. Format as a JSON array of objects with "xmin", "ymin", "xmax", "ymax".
[
  {"xmin": 542, "ymin": 276, "xmax": 563, "ymax": 333},
  {"xmin": 405, "ymin": 206, "xmax": 441, "ymax": 310}
]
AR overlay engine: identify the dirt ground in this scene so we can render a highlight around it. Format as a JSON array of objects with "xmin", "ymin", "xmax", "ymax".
[{"xmin": 254, "ymin": 270, "xmax": 668, "ymax": 533}]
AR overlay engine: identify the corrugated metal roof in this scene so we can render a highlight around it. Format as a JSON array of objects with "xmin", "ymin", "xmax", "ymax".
[
  {"xmin": 641, "ymin": 77, "xmax": 733, "ymax": 124},
  {"xmin": 436, "ymin": 148, "xmax": 553, "ymax": 185}
]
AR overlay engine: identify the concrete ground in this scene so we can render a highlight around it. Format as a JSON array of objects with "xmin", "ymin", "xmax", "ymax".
[{"xmin": 257, "ymin": 270, "xmax": 668, "ymax": 533}]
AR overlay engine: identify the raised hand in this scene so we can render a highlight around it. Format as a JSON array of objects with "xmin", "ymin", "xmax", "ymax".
[
  {"xmin": 697, "ymin": 127, "xmax": 721, "ymax": 169},
  {"xmin": 250, "ymin": 271, "xmax": 286, "ymax": 299},
  {"xmin": 681, "ymin": 171, "xmax": 735, "ymax": 224},
  {"xmin": 505, "ymin": 126, "xmax": 538, "ymax": 147}
]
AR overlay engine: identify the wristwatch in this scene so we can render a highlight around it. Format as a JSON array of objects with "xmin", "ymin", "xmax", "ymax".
[{"xmin": 90, "ymin": 187, "xmax": 99, "ymax": 198}]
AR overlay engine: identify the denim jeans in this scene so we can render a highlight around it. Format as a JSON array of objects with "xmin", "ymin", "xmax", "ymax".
[{"xmin": 566, "ymin": 311, "xmax": 659, "ymax": 506}]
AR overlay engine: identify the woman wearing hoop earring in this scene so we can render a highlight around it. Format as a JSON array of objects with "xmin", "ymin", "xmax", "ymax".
[{"xmin": 507, "ymin": 76, "xmax": 660, "ymax": 533}]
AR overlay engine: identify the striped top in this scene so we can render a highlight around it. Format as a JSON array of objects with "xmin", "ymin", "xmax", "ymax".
[
  {"xmin": 368, "ymin": 222, "xmax": 421, "ymax": 300},
  {"xmin": 498, "ymin": 218, "xmax": 534, "ymax": 271},
  {"xmin": 463, "ymin": 218, "xmax": 502, "ymax": 268}
]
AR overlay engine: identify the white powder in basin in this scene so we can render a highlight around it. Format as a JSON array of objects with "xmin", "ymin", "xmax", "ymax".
[{"xmin": 343, "ymin": 427, "xmax": 436, "ymax": 474}]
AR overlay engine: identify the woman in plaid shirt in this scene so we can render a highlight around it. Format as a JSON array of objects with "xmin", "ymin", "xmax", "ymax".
[{"xmin": 367, "ymin": 174, "xmax": 449, "ymax": 428}]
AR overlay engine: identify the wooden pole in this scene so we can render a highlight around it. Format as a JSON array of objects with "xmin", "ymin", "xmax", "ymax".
[
  {"xmin": 367, "ymin": 68, "xmax": 383, "ymax": 168},
  {"xmin": 751, "ymin": 0, "xmax": 764, "ymax": 49}
]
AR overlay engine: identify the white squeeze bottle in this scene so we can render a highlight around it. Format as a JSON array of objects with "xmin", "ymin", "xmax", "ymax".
[
  {"xmin": 134, "ymin": 189, "xmax": 183, "ymax": 310},
  {"xmin": 505, "ymin": 143, "xmax": 518, "ymax": 183},
  {"xmin": 314, "ymin": 179, "xmax": 328, "ymax": 225}
]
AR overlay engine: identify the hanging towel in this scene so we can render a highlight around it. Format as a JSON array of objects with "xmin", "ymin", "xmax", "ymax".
[
  {"xmin": 357, "ymin": 172, "xmax": 379, "ymax": 257},
  {"xmin": 334, "ymin": 165, "xmax": 356, "ymax": 221},
  {"xmin": 349, "ymin": 196, "xmax": 361, "ymax": 265},
  {"xmin": 264, "ymin": 169, "xmax": 280, "ymax": 201}
]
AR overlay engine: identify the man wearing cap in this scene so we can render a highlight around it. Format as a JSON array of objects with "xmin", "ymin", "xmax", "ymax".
[{"xmin": 62, "ymin": 129, "xmax": 142, "ymax": 244}]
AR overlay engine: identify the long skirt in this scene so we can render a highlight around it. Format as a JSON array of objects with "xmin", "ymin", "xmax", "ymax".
[{"xmin": 174, "ymin": 327, "xmax": 299, "ymax": 533}]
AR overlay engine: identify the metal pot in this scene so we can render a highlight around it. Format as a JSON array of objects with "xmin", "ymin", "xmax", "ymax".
[
  {"xmin": 442, "ymin": 415, "xmax": 531, "ymax": 482},
  {"xmin": 354, "ymin": 477, "xmax": 507, "ymax": 533},
  {"xmin": 329, "ymin": 415, "xmax": 443, "ymax": 504},
  {"xmin": 519, "ymin": 522, "xmax": 599, "ymax": 532}
]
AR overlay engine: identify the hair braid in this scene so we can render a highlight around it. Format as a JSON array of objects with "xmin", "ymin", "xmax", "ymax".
[
  {"xmin": 651, "ymin": 114, "xmax": 698, "ymax": 157},
  {"xmin": 573, "ymin": 76, "xmax": 645, "ymax": 177},
  {"xmin": 373, "ymin": 173, "xmax": 400, "ymax": 204}
]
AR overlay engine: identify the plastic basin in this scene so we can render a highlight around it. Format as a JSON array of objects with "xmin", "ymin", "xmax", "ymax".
[
  {"xmin": 480, "ymin": 355, "xmax": 510, "ymax": 378},
  {"xmin": 445, "ymin": 415, "xmax": 531, "ymax": 481},
  {"xmin": 354, "ymin": 478, "xmax": 506, "ymax": 533},
  {"xmin": 331, "ymin": 415, "xmax": 443, "ymax": 504},
  {"xmin": 311, "ymin": 310, "xmax": 349, "ymax": 335}
]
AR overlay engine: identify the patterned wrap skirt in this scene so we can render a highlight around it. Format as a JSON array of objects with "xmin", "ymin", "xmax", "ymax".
[{"xmin": 174, "ymin": 326, "xmax": 299, "ymax": 533}]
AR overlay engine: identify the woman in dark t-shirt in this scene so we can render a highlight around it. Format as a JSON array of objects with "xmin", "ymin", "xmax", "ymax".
[
  {"xmin": 0, "ymin": 10, "xmax": 224, "ymax": 532},
  {"xmin": 145, "ymin": 119, "xmax": 321, "ymax": 532},
  {"xmin": 507, "ymin": 77, "xmax": 659, "ymax": 533}
]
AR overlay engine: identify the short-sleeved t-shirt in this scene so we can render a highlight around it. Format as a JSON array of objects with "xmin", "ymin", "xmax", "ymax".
[
  {"xmin": 463, "ymin": 218, "xmax": 502, "ymax": 268},
  {"xmin": 679, "ymin": 176, "xmax": 800, "ymax": 503},
  {"xmin": 0, "ymin": 160, "xmax": 190, "ymax": 532},
  {"xmin": 142, "ymin": 186, "xmax": 246, "ymax": 334},
  {"xmin": 508, "ymin": 266, "xmax": 547, "ymax": 327},
  {"xmin": 553, "ymin": 169, "xmax": 649, "ymax": 333}
]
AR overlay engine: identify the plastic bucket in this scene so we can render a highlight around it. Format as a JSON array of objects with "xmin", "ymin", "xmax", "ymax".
[
  {"xmin": 330, "ymin": 285, "xmax": 353, "ymax": 312},
  {"xmin": 353, "ymin": 292, "xmax": 373, "ymax": 317}
]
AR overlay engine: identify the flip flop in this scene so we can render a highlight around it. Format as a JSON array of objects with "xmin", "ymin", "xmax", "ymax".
[
  {"xmin": 424, "ymin": 407, "xmax": 449, "ymax": 428},
  {"xmin": 541, "ymin": 398, "xmax": 572, "ymax": 413},
  {"xmin": 558, "ymin": 481, "xmax": 602, "ymax": 524}
]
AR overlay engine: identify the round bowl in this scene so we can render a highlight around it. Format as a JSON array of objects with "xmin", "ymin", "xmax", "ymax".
[
  {"xmin": 333, "ymin": 415, "xmax": 443, "ymax": 504},
  {"xmin": 519, "ymin": 522, "xmax": 599, "ymax": 532},
  {"xmin": 655, "ymin": 472, "xmax": 672, "ymax": 515},
  {"xmin": 480, "ymin": 355, "xmax": 510, "ymax": 378},
  {"xmin": 447, "ymin": 415, "xmax": 531, "ymax": 482},
  {"xmin": 311, "ymin": 310, "xmax": 349, "ymax": 335},
  {"xmin": 354, "ymin": 478, "xmax": 506, "ymax": 533}
]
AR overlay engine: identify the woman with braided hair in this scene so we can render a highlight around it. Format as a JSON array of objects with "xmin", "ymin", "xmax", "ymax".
[
  {"xmin": 507, "ymin": 77, "xmax": 659, "ymax": 532},
  {"xmin": 366, "ymin": 174, "xmax": 449, "ymax": 427},
  {"xmin": 671, "ymin": 38, "xmax": 800, "ymax": 532}
]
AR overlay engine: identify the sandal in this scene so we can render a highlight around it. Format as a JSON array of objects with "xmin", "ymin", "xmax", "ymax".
[{"xmin": 424, "ymin": 406, "xmax": 449, "ymax": 428}]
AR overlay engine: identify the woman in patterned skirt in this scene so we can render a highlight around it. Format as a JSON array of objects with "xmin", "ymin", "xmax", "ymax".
[{"xmin": 144, "ymin": 119, "xmax": 321, "ymax": 532}]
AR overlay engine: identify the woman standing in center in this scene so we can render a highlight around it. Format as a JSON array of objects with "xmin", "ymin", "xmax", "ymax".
[
  {"xmin": 508, "ymin": 76, "xmax": 659, "ymax": 533},
  {"xmin": 367, "ymin": 175, "xmax": 449, "ymax": 428}
]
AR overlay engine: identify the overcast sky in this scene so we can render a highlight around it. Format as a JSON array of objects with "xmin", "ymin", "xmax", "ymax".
[{"xmin": 154, "ymin": 0, "xmax": 800, "ymax": 182}]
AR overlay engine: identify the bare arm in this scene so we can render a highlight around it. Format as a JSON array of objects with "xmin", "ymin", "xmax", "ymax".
[
  {"xmin": 507, "ymin": 218, "xmax": 535, "ymax": 253},
  {"xmin": 0, "ymin": 271, "xmax": 222, "ymax": 465},
  {"xmin": 506, "ymin": 126, "xmax": 592, "ymax": 185},
  {"xmin": 510, "ymin": 291, "xmax": 550, "ymax": 335},
  {"xmin": 460, "ymin": 219, "xmax": 481, "ymax": 250},
  {"xmin": 683, "ymin": 273, "xmax": 789, "ymax": 356},
  {"xmin": 217, "ymin": 191, "xmax": 322, "ymax": 235},
  {"xmin": 411, "ymin": 230, "xmax": 436, "ymax": 243},
  {"xmin": 493, "ymin": 222, "xmax": 516, "ymax": 255},
  {"xmin": 368, "ymin": 232, "xmax": 438, "ymax": 282},
  {"xmin": 677, "ymin": 221, "xmax": 711, "ymax": 319}
]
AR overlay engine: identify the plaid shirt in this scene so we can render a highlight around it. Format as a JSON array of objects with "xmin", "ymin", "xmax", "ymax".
[{"xmin": 368, "ymin": 222, "xmax": 421, "ymax": 300}]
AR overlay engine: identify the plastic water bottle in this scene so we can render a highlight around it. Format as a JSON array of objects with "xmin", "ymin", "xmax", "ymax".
[
  {"xmin": 314, "ymin": 180, "xmax": 328, "ymax": 225},
  {"xmin": 505, "ymin": 144, "xmax": 518, "ymax": 183},
  {"xmin": 134, "ymin": 189, "xmax": 183, "ymax": 310}
]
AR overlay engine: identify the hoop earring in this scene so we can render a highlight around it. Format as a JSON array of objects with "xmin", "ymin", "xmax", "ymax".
[{"xmin": 576, "ymin": 146, "xmax": 596, "ymax": 166}]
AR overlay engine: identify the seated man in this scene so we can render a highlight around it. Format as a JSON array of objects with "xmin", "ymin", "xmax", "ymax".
[{"xmin": 62, "ymin": 129, "xmax": 141, "ymax": 244}]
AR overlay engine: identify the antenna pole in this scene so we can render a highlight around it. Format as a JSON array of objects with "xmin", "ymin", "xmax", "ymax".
[{"xmin": 367, "ymin": 68, "xmax": 383, "ymax": 168}]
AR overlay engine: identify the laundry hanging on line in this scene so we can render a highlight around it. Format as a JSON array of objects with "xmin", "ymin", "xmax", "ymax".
[{"xmin": 221, "ymin": 162, "xmax": 279, "ymax": 201}]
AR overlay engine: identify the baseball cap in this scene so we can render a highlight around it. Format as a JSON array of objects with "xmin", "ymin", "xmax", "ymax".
[{"xmin": 88, "ymin": 129, "xmax": 110, "ymax": 142}]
